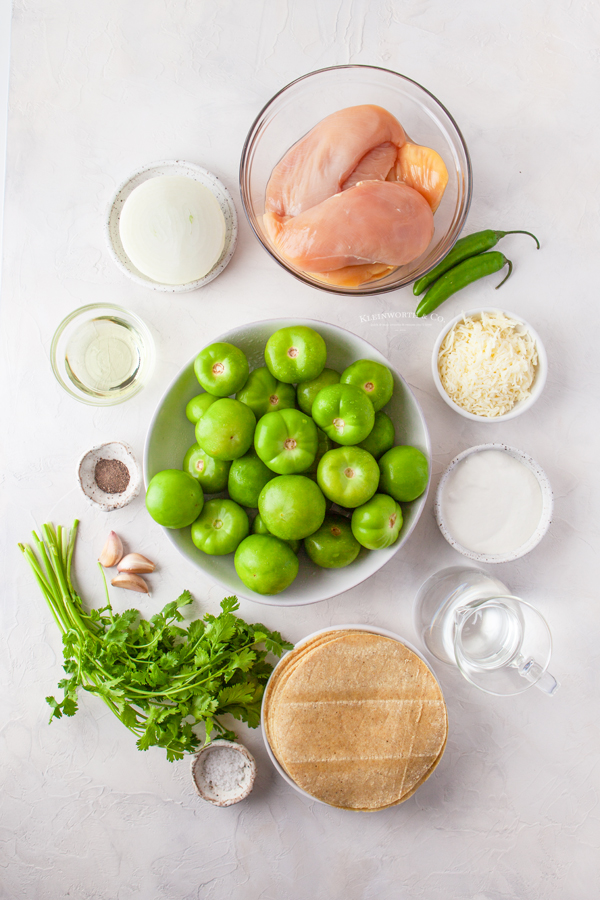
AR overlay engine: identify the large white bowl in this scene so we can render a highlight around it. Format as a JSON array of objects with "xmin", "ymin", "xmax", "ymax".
[
  {"xmin": 144, "ymin": 318, "xmax": 431, "ymax": 606},
  {"xmin": 260, "ymin": 624, "xmax": 445, "ymax": 807}
]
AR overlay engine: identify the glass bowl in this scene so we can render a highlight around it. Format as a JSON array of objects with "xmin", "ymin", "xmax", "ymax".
[
  {"xmin": 239, "ymin": 65, "xmax": 472, "ymax": 296},
  {"xmin": 51, "ymin": 304, "xmax": 155, "ymax": 406}
]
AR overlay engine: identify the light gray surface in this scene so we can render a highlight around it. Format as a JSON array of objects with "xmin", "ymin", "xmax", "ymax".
[
  {"xmin": 1, "ymin": 2, "xmax": 599, "ymax": 898},
  {"xmin": 0, "ymin": 0, "xmax": 12, "ymax": 269}
]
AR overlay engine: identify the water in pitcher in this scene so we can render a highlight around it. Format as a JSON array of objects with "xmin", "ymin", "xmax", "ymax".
[
  {"xmin": 414, "ymin": 566, "xmax": 559, "ymax": 696},
  {"xmin": 414, "ymin": 566, "xmax": 510, "ymax": 665},
  {"xmin": 455, "ymin": 600, "xmax": 524, "ymax": 670}
]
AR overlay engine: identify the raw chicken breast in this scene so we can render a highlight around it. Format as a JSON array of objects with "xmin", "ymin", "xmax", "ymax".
[
  {"xmin": 311, "ymin": 263, "xmax": 396, "ymax": 288},
  {"xmin": 341, "ymin": 142, "xmax": 398, "ymax": 191},
  {"xmin": 265, "ymin": 105, "xmax": 406, "ymax": 217},
  {"xmin": 393, "ymin": 143, "xmax": 449, "ymax": 212},
  {"xmin": 264, "ymin": 180, "xmax": 434, "ymax": 273}
]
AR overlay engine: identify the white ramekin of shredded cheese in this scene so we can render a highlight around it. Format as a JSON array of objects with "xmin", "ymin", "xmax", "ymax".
[{"xmin": 432, "ymin": 308, "xmax": 547, "ymax": 421}]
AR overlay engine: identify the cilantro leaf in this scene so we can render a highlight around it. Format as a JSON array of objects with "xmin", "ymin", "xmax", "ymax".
[
  {"xmin": 21, "ymin": 521, "xmax": 292, "ymax": 762},
  {"xmin": 220, "ymin": 596, "xmax": 240, "ymax": 614},
  {"xmin": 175, "ymin": 589, "xmax": 194, "ymax": 608}
]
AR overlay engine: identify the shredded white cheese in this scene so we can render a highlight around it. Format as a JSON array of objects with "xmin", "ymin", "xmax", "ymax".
[{"xmin": 438, "ymin": 311, "xmax": 538, "ymax": 417}]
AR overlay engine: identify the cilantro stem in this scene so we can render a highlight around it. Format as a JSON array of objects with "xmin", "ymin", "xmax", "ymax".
[
  {"xmin": 65, "ymin": 520, "xmax": 78, "ymax": 594},
  {"xmin": 97, "ymin": 563, "xmax": 115, "ymax": 623},
  {"xmin": 20, "ymin": 521, "xmax": 290, "ymax": 759},
  {"xmin": 18, "ymin": 544, "xmax": 66, "ymax": 634}
]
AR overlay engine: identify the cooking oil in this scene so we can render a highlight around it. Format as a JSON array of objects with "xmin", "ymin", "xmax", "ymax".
[{"xmin": 64, "ymin": 315, "xmax": 143, "ymax": 397}]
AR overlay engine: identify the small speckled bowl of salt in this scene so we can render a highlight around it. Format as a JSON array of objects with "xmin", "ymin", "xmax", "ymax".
[{"xmin": 191, "ymin": 740, "xmax": 256, "ymax": 807}]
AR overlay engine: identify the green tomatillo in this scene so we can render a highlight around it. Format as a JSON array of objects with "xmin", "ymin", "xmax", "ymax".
[
  {"xmin": 264, "ymin": 325, "xmax": 327, "ymax": 384},
  {"xmin": 234, "ymin": 534, "xmax": 299, "ymax": 595},
  {"xmin": 296, "ymin": 368, "xmax": 340, "ymax": 416},
  {"xmin": 254, "ymin": 408, "xmax": 318, "ymax": 475},
  {"xmin": 227, "ymin": 453, "xmax": 276, "ymax": 508},
  {"xmin": 357, "ymin": 411, "xmax": 395, "ymax": 460},
  {"xmin": 312, "ymin": 383, "xmax": 375, "ymax": 446},
  {"xmin": 317, "ymin": 446, "xmax": 379, "ymax": 508},
  {"xmin": 340, "ymin": 359, "xmax": 394, "ymax": 412},
  {"xmin": 258, "ymin": 474, "xmax": 326, "ymax": 540},
  {"xmin": 191, "ymin": 498, "xmax": 249, "ymax": 556},
  {"xmin": 378, "ymin": 445, "xmax": 429, "ymax": 502},
  {"xmin": 351, "ymin": 494, "xmax": 403, "ymax": 549},
  {"xmin": 185, "ymin": 393, "xmax": 218, "ymax": 424},
  {"xmin": 195, "ymin": 398, "xmax": 256, "ymax": 461},
  {"xmin": 183, "ymin": 443, "xmax": 231, "ymax": 493},
  {"xmin": 235, "ymin": 367, "xmax": 296, "ymax": 418},
  {"xmin": 145, "ymin": 469, "xmax": 203, "ymax": 529},
  {"xmin": 194, "ymin": 342, "xmax": 249, "ymax": 397},
  {"xmin": 303, "ymin": 514, "xmax": 361, "ymax": 568}
]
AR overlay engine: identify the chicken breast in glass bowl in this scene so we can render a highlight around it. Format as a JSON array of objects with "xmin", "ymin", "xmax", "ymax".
[{"xmin": 240, "ymin": 65, "xmax": 471, "ymax": 296}]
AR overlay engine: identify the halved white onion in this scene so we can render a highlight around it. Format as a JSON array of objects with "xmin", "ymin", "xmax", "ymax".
[{"xmin": 119, "ymin": 175, "xmax": 226, "ymax": 285}]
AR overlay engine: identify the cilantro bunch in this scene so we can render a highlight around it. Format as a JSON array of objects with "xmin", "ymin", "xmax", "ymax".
[{"xmin": 19, "ymin": 521, "xmax": 291, "ymax": 761}]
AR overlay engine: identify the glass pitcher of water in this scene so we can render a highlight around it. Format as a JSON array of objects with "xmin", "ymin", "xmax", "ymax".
[{"xmin": 414, "ymin": 567, "xmax": 559, "ymax": 696}]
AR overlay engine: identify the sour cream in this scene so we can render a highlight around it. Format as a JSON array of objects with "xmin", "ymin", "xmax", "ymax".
[{"xmin": 440, "ymin": 449, "xmax": 543, "ymax": 555}]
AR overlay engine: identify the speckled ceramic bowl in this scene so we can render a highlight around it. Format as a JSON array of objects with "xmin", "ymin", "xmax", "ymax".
[
  {"xmin": 106, "ymin": 160, "xmax": 238, "ymax": 292},
  {"xmin": 77, "ymin": 442, "xmax": 142, "ymax": 511},
  {"xmin": 435, "ymin": 443, "xmax": 553, "ymax": 564},
  {"xmin": 432, "ymin": 308, "xmax": 548, "ymax": 422},
  {"xmin": 191, "ymin": 740, "xmax": 256, "ymax": 807}
]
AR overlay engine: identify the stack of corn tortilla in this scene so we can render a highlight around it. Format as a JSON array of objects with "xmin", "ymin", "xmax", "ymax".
[{"xmin": 263, "ymin": 629, "xmax": 447, "ymax": 810}]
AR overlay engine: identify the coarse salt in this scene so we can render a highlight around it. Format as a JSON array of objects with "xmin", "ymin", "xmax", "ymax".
[{"xmin": 192, "ymin": 742, "xmax": 256, "ymax": 806}]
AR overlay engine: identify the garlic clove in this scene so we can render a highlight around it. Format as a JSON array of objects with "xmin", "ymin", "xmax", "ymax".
[
  {"xmin": 98, "ymin": 531, "xmax": 124, "ymax": 567},
  {"xmin": 117, "ymin": 552, "xmax": 156, "ymax": 574},
  {"xmin": 111, "ymin": 572, "xmax": 149, "ymax": 593}
]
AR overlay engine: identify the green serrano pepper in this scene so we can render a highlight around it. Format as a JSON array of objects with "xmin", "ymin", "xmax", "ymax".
[
  {"xmin": 415, "ymin": 251, "xmax": 513, "ymax": 318},
  {"xmin": 413, "ymin": 229, "xmax": 540, "ymax": 296}
]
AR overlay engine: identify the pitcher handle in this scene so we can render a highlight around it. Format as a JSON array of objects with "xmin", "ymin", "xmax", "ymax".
[{"xmin": 517, "ymin": 657, "xmax": 560, "ymax": 695}]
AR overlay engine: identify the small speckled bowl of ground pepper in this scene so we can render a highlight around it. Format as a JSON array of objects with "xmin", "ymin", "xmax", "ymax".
[{"xmin": 78, "ymin": 442, "xmax": 142, "ymax": 511}]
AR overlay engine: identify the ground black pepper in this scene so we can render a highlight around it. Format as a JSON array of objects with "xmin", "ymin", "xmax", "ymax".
[{"xmin": 94, "ymin": 458, "xmax": 130, "ymax": 494}]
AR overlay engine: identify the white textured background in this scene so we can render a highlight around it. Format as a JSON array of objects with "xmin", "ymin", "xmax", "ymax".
[{"xmin": 1, "ymin": 2, "xmax": 599, "ymax": 898}]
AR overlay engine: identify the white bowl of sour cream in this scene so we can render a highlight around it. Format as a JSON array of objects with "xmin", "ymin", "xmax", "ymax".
[{"xmin": 435, "ymin": 444, "xmax": 553, "ymax": 563}]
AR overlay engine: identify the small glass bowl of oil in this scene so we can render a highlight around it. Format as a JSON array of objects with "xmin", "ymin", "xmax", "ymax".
[{"xmin": 51, "ymin": 304, "xmax": 155, "ymax": 405}]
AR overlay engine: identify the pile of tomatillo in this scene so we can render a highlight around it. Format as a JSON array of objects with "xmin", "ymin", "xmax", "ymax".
[{"xmin": 145, "ymin": 325, "xmax": 428, "ymax": 595}]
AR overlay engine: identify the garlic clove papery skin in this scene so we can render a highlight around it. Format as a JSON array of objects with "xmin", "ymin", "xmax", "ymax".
[
  {"xmin": 111, "ymin": 573, "xmax": 149, "ymax": 593},
  {"xmin": 117, "ymin": 553, "xmax": 156, "ymax": 574},
  {"xmin": 98, "ymin": 531, "xmax": 124, "ymax": 567}
]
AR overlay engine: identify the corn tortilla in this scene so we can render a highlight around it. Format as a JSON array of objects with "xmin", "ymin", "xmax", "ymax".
[
  {"xmin": 263, "ymin": 631, "xmax": 364, "ymax": 765},
  {"xmin": 264, "ymin": 631, "xmax": 447, "ymax": 810}
]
